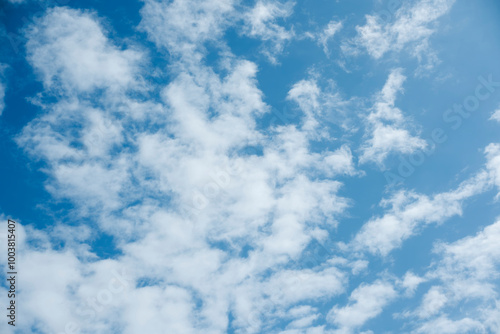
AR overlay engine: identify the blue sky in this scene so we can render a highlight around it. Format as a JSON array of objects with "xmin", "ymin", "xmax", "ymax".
[{"xmin": 1, "ymin": 0, "xmax": 500, "ymax": 333}]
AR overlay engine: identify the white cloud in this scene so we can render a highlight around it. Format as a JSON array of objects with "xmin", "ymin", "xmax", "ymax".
[
  {"xmin": 485, "ymin": 143, "xmax": 500, "ymax": 195},
  {"xmin": 490, "ymin": 109, "xmax": 500, "ymax": 123},
  {"xmin": 264, "ymin": 267, "xmax": 346, "ymax": 306},
  {"xmin": 286, "ymin": 77, "xmax": 352, "ymax": 136},
  {"xmin": 13, "ymin": 4, "xmax": 362, "ymax": 333},
  {"xmin": 140, "ymin": 0, "xmax": 235, "ymax": 60},
  {"xmin": 323, "ymin": 145, "xmax": 357, "ymax": 177},
  {"xmin": 242, "ymin": 0, "xmax": 295, "ymax": 63},
  {"xmin": 317, "ymin": 20, "xmax": 343, "ymax": 55},
  {"xmin": 10, "ymin": 1, "xmax": 500, "ymax": 333},
  {"xmin": 346, "ymin": 0, "xmax": 455, "ymax": 72},
  {"xmin": 413, "ymin": 316, "xmax": 484, "ymax": 334},
  {"xmin": 121, "ymin": 285, "xmax": 197, "ymax": 334},
  {"xmin": 360, "ymin": 125, "xmax": 427, "ymax": 165},
  {"xmin": 402, "ymin": 219, "xmax": 500, "ymax": 333},
  {"xmin": 0, "ymin": 221, "xmax": 135, "ymax": 334},
  {"xmin": 360, "ymin": 69, "xmax": 427, "ymax": 165},
  {"xmin": 433, "ymin": 219, "xmax": 500, "ymax": 289},
  {"xmin": 400, "ymin": 271, "xmax": 426, "ymax": 296},
  {"xmin": 285, "ymin": 306, "xmax": 320, "ymax": 329},
  {"xmin": 141, "ymin": 0, "xmax": 294, "ymax": 64},
  {"xmin": 287, "ymin": 78, "xmax": 324, "ymax": 133},
  {"xmin": 387, "ymin": 145, "xmax": 500, "ymax": 330},
  {"xmin": 25, "ymin": 7, "xmax": 144, "ymax": 93},
  {"xmin": 417, "ymin": 286, "xmax": 447, "ymax": 318},
  {"xmin": 327, "ymin": 280, "xmax": 397, "ymax": 334},
  {"xmin": 351, "ymin": 169, "xmax": 492, "ymax": 256}
]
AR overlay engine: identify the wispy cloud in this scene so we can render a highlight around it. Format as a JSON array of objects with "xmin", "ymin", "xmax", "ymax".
[
  {"xmin": 344, "ymin": 0, "xmax": 456, "ymax": 73},
  {"xmin": 241, "ymin": 0, "xmax": 295, "ymax": 63},
  {"xmin": 350, "ymin": 167, "xmax": 493, "ymax": 256}
]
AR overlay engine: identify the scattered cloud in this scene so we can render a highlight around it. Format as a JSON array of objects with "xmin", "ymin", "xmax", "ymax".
[
  {"xmin": 490, "ymin": 109, "xmax": 500, "ymax": 123},
  {"xmin": 350, "ymin": 168, "xmax": 492, "ymax": 256},
  {"xmin": 317, "ymin": 20, "xmax": 343, "ymax": 55},
  {"xmin": 327, "ymin": 280, "xmax": 397, "ymax": 334},
  {"xmin": 241, "ymin": 0, "xmax": 295, "ymax": 63},
  {"xmin": 26, "ymin": 7, "xmax": 144, "ymax": 93},
  {"xmin": 287, "ymin": 77, "xmax": 353, "ymax": 136},
  {"xmin": 140, "ymin": 0, "xmax": 235, "ymax": 60},
  {"xmin": 360, "ymin": 68, "xmax": 427, "ymax": 165},
  {"xmin": 407, "ymin": 219, "xmax": 500, "ymax": 333},
  {"xmin": 344, "ymin": 0, "xmax": 456, "ymax": 72}
]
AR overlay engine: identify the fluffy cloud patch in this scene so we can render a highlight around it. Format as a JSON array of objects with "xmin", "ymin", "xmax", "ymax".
[
  {"xmin": 327, "ymin": 280, "xmax": 397, "ymax": 333},
  {"xmin": 140, "ymin": 0, "xmax": 235, "ymax": 58},
  {"xmin": 26, "ymin": 7, "xmax": 143, "ymax": 93},
  {"xmin": 345, "ymin": 0, "xmax": 455, "ymax": 72},
  {"xmin": 360, "ymin": 68, "xmax": 426, "ymax": 165},
  {"xmin": 404, "ymin": 219, "xmax": 500, "ymax": 333}
]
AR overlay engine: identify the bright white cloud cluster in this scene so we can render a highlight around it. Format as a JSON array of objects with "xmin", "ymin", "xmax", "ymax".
[
  {"xmin": 26, "ymin": 7, "xmax": 144, "ymax": 93},
  {"xmin": 9, "ymin": 5, "xmax": 358, "ymax": 334}
]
